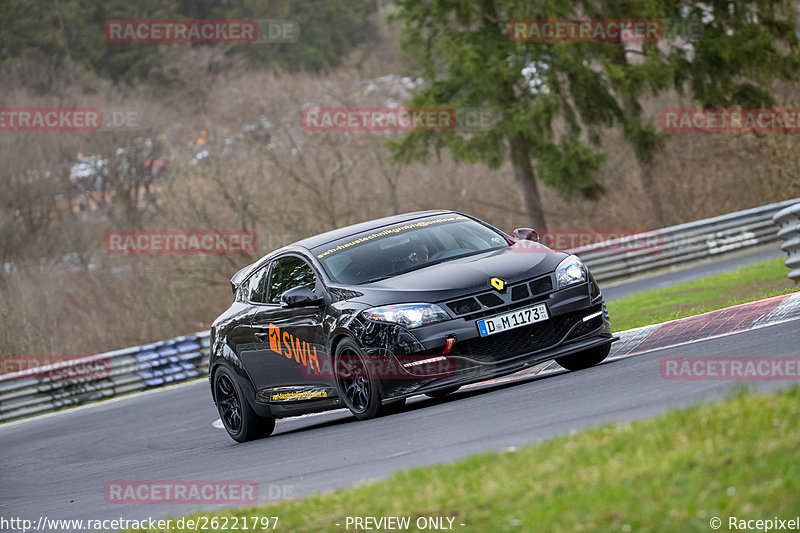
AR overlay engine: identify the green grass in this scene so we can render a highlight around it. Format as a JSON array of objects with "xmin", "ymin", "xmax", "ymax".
[
  {"xmin": 128, "ymin": 386, "xmax": 800, "ymax": 533},
  {"xmin": 607, "ymin": 257, "xmax": 797, "ymax": 331}
]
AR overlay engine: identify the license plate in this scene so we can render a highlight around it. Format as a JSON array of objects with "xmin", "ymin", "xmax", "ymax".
[{"xmin": 476, "ymin": 303, "xmax": 549, "ymax": 337}]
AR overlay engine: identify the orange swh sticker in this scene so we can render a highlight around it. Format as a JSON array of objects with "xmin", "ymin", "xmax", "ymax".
[{"xmin": 267, "ymin": 324, "xmax": 321, "ymax": 373}]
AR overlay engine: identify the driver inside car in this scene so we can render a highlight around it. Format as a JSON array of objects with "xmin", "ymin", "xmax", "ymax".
[{"xmin": 402, "ymin": 240, "xmax": 429, "ymax": 268}]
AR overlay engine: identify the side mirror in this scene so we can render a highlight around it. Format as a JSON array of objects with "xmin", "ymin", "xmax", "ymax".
[
  {"xmin": 280, "ymin": 286, "xmax": 324, "ymax": 308},
  {"xmin": 512, "ymin": 228, "xmax": 539, "ymax": 242}
]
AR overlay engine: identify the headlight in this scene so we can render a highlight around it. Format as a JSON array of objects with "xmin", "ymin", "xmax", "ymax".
[
  {"xmin": 555, "ymin": 255, "xmax": 587, "ymax": 289},
  {"xmin": 363, "ymin": 303, "xmax": 450, "ymax": 329}
]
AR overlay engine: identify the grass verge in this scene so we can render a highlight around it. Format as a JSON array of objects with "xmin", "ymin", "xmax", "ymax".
[
  {"xmin": 607, "ymin": 257, "xmax": 796, "ymax": 331},
  {"xmin": 129, "ymin": 386, "xmax": 800, "ymax": 533}
]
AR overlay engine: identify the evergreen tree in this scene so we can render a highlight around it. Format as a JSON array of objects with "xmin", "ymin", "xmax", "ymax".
[
  {"xmin": 0, "ymin": 0, "xmax": 378, "ymax": 84},
  {"xmin": 388, "ymin": 0, "xmax": 800, "ymax": 228}
]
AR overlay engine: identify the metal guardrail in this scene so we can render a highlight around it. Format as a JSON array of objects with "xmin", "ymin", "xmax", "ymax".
[
  {"xmin": 0, "ymin": 198, "xmax": 797, "ymax": 423},
  {"xmin": 569, "ymin": 198, "xmax": 799, "ymax": 282},
  {"xmin": 0, "ymin": 333, "xmax": 209, "ymax": 423},
  {"xmin": 773, "ymin": 201, "xmax": 800, "ymax": 282}
]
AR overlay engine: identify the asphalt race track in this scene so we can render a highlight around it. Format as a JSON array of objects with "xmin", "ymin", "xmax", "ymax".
[{"xmin": 1, "ymin": 314, "xmax": 797, "ymax": 525}]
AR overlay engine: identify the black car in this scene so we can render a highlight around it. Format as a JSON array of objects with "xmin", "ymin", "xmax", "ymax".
[{"xmin": 210, "ymin": 211, "xmax": 616, "ymax": 442}]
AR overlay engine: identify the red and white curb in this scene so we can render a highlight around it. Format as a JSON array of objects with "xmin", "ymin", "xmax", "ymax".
[
  {"xmin": 465, "ymin": 291, "xmax": 800, "ymax": 388},
  {"xmin": 609, "ymin": 291, "xmax": 800, "ymax": 360}
]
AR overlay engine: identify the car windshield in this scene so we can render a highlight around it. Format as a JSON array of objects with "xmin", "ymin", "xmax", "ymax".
[{"xmin": 313, "ymin": 215, "xmax": 509, "ymax": 285}]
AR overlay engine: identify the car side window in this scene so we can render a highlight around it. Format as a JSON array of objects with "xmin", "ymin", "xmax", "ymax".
[
  {"xmin": 245, "ymin": 264, "xmax": 270, "ymax": 303},
  {"xmin": 267, "ymin": 256, "xmax": 317, "ymax": 304}
]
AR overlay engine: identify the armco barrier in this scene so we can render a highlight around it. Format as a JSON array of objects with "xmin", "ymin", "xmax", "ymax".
[
  {"xmin": 0, "ymin": 333, "xmax": 209, "ymax": 423},
  {"xmin": 772, "ymin": 201, "xmax": 800, "ymax": 282},
  {"xmin": 0, "ymin": 198, "xmax": 797, "ymax": 423},
  {"xmin": 570, "ymin": 198, "xmax": 798, "ymax": 282}
]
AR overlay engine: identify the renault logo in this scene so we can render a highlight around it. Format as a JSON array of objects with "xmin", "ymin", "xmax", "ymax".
[{"xmin": 490, "ymin": 277, "xmax": 505, "ymax": 292}]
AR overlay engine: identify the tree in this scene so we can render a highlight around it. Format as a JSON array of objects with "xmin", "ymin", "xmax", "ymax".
[
  {"xmin": 0, "ymin": 0, "xmax": 380, "ymax": 85},
  {"xmin": 387, "ymin": 0, "xmax": 799, "ymax": 229},
  {"xmin": 216, "ymin": 0, "xmax": 380, "ymax": 73}
]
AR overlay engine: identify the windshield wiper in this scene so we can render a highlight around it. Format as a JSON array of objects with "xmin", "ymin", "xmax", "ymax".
[{"xmin": 361, "ymin": 275, "xmax": 392, "ymax": 284}]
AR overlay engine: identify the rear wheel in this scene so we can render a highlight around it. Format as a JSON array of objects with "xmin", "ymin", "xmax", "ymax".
[
  {"xmin": 335, "ymin": 339, "xmax": 384, "ymax": 420},
  {"xmin": 555, "ymin": 343, "xmax": 611, "ymax": 371},
  {"xmin": 425, "ymin": 385, "xmax": 461, "ymax": 398},
  {"xmin": 214, "ymin": 364, "xmax": 275, "ymax": 442}
]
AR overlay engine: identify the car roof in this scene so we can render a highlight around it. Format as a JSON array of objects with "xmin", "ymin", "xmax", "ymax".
[
  {"xmin": 231, "ymin": 210, "xmax": 457, "ymax": 287},
  {"xmin": 293, "ymin": 210, "xmax": 455, "ymax": 250}
]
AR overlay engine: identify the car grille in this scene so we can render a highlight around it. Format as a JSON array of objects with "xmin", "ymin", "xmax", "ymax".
[
  {"xmin": 443, "ymin": 274, "xmax": 555, "ymax": 321},
  {"xmin": 455, "ymin": 308, "xmax": 587, "ymax": 363},
  {"xmin": 400, "ymin": 306, "xmax": 604, "ymax": 382}
]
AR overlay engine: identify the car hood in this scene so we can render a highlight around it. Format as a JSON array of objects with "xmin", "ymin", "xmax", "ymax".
[{"xmin": 342, "ymin": 243, "xmax": 567, "ymax": 305}]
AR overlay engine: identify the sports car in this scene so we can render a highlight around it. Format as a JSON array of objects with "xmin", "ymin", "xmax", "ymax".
[{"xmin": 210, "ymin": 211, "xmax": 616, "ymax": 441}]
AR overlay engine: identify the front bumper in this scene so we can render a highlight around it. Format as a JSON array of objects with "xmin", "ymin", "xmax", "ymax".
[{"xmin": 368, "ymin": 280, "xmax": 616, "ymax": 400}]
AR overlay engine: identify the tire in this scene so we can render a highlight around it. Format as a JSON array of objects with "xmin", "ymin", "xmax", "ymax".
[
  {"xmin": 425, "ymin": 385, "xmax": 461, "ymax": 398},
  {"xmin": 213, "ymin": 364, "xmax": 275, "ymax": 442},
  {"xmin": 555, "ymin": 343, "xmax": 611, "ymax": 371},
  {"xmin": 334, "ymin": 338, "xmax": 384, "ymax": 420}
]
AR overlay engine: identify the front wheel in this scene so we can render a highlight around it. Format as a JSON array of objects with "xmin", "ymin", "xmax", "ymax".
[
  {"xmin": 213, "ymin": 364, "xmax": 275, "ymax": 442},
  {"xmin": 334, "ymin": 339, "xmax": 384, "ymax": 420},
  {"xmin": 555, "ymin": 343, "xmax": 611, "ymax": 371}
]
